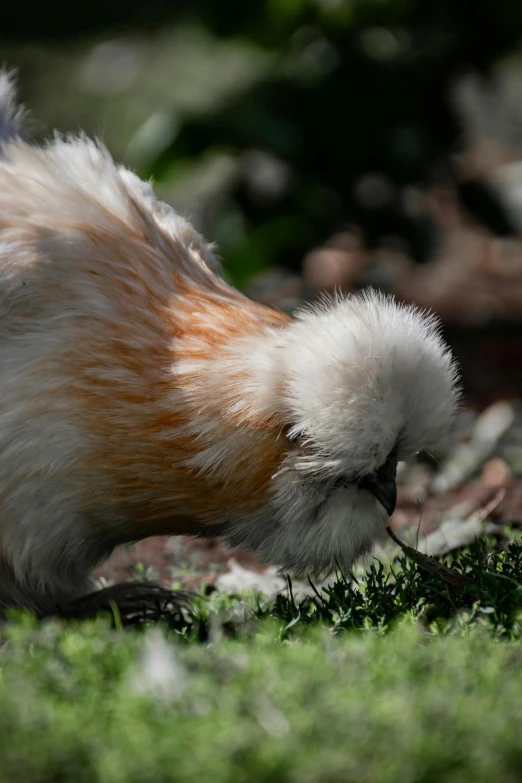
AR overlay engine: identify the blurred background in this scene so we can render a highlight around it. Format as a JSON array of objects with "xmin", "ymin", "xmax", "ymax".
[
  {"xmin": 4, "ymin": 0, "xmax": 522, "ymax": 582},
  {"xmin": 4, "ymin": 1, "xmax": 522, "ymax": 402}
]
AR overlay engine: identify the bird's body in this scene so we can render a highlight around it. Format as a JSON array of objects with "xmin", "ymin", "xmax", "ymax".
[{"xmin": 0, "ymin": 73, "xmax": 459, "ymax": 615}]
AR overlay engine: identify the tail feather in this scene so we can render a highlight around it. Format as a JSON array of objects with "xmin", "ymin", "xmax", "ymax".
[{"xmin": 0, "ymin": 69, "xmax": 26, "ymax": 145}]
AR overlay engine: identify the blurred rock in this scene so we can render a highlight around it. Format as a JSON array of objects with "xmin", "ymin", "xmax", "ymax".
[
  {"xmin": 481, "ymin": 458, "xmax": 512, "ymax": 488},
  {"xmin": 433, "ymin": 401, "xmax": 515, "ymax": 494},
  {"xmin": 472, "ymin": 401, "xmax": 515, "ymax": 444},
  {"xmin": 302, "ymin": 230, "xmax": 368, "ymax": 294},
  {"xmin": 215, "ymin": 559, "xmax": 286, "ymax": 597}
]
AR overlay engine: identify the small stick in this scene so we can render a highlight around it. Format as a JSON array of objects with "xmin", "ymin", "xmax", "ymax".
[{"xmin": 385, "ymin": 525, "xmax": 473, "ymax": 588}]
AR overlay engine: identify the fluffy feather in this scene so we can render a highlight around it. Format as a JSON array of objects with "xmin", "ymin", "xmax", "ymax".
[{"xmin": 0, "ymin": 72, "xmax": 460, "ymax": 614}]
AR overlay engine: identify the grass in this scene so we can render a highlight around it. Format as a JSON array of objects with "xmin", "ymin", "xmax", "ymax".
[
  {"xmin": 101, "ymin": 535, "xmax": 522, "ymax": 641},
  {"xmin": 3, "ymin": 537, "xmax": 522, "ymax": 782}
]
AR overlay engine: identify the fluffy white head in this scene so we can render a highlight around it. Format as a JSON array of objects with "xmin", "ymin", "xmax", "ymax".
[
  {"xmin": 223, "ymin": 290, "xmax": 460, "ymax": 576},
  {"xmin": 283, "ymin": 290, "xmax": 460, "ymax": 477}
]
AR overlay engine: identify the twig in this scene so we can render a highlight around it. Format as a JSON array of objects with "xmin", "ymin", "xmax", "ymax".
[
  {"xmin": 385, "ymin": 526, "xmax": 473, "ymax": 588},
  {"xmin": 467, "ymin": 488, "xmax": 506, "ymax": 523}
]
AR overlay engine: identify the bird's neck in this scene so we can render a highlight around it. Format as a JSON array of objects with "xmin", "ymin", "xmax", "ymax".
[{"xmin": 172, "ymin": 284, "xmax": 292, "ymax": 432}]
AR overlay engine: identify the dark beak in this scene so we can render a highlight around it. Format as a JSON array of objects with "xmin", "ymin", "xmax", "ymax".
[
  {"xmin": 359, "ymin": 445, "xmax": 398, "ymax": 516},
  {"xmin": 359, "ymin": 475, "xmax": 397, "ymax": 516}
]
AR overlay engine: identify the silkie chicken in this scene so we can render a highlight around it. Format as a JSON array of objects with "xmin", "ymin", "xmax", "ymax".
[{"xmin": 0, "ymin": 71, "xmax": 460, "ymax": 616}]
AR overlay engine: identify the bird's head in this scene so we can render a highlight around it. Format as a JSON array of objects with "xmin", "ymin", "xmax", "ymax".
[{"xmin": 220, "ymin": 289, "xmax": 460, "ymax": 576}]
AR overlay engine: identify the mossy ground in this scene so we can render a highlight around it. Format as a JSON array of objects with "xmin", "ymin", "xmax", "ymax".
[{"xmin": 3, "ymin": 538, "xmax": 522, "ymax": 783}]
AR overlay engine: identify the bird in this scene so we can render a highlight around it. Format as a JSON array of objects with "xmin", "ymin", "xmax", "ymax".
[{"xmin": 0, "ymin": 70, "xmax": 460, "ymax": 617}]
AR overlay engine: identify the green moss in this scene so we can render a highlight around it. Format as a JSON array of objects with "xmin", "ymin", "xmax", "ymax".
[
  {"xmin": 4, "ymin": 539, "xmax": 522, "ymax": 782},
  {"xmin": 1, "ymin": 617, "xmax": 522, "ymax": 782}
]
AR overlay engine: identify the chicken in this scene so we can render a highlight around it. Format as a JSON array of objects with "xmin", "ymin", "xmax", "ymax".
[{"xmin": 0, "ymin": 71, "xmax": 460, "ymax": 615}]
